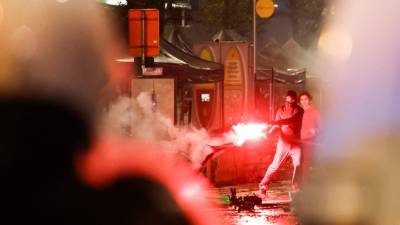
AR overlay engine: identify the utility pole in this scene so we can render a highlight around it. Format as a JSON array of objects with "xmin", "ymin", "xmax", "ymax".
[
  {"xmin": 253, "ymin": 0, "xmax": 257, "ymax": 91},
  {"xmin": 254, "ymin": 0, "xmax": 276, "ymax": 120}
]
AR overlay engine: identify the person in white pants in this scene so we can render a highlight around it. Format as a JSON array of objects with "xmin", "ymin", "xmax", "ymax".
[{"xmin": 259, "ymin": 90, "xmax": 304, "ymax": 195}]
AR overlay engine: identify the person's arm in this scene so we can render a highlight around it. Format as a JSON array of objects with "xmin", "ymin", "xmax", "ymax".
[
  {"xmin": 302, "ymin": 108, "xmax": 321, "ymax": 139},
  {"xmin": 270, "ymin": 107, "xmax": 303, "ymax": 125},
  {"xmin": 267, "ymin": 125, "xmax": 279, "ymax": 136},
  {"xmin": 274, "ymin": 108, "xmax": 282, "ymax": 121},
  {"xmin": 265, "ymin": 108, "xmax": 282, "ymax": 135},
  {"xmin": 315, "ymin": 108, "xmax": 321, "ymax": 133}
]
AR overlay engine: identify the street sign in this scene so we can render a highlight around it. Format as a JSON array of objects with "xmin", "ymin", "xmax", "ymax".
[
  {"xmin": 141, "ymin": 66, "xmax": 163, "ymax": 76},
  {"xmin": 256, "ymin": 0, "xmax": 275, "ymax": 18},
  {"xmin": 129, "ymin": 9, "xmax": 159, "ymax": 57}
]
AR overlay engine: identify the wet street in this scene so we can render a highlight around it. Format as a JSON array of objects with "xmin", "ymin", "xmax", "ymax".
[
  {"xmin": 210, "ymin": 183, "xmax": 299, "ymax": 225},
  {"xmin": 215, "ymin": 206, "xmax": 298, "ymax": 225}
]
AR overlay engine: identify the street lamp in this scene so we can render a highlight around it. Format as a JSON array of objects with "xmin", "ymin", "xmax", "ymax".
[
  {"xmin": 253, "ymin": 0, "xmax": 257, "ymax": 90},
  {"xmin": 254, "ymin": 0, "xmax": 275, "ymax": 119}
]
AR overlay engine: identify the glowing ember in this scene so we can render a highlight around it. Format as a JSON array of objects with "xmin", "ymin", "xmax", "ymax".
[{"xmin": 232, "ymin": 123, "xmax": 269, "ymax": 146}]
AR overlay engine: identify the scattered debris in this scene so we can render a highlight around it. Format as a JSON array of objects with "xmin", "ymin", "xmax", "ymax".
[{"xmin": 228, "ymin": 188, "xmax": 263, "ymax": 212}]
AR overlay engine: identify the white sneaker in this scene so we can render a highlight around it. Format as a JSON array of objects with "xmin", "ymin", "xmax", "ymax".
[{"xmin": 258, "ymin": 184, "xmax": 268, "ymax": 198}]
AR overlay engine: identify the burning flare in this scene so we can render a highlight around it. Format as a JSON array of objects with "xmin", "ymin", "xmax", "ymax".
[
  {"xmin": 232, "ymin": 123, "xmax": 269, "ymax": 146},
  {"xmin": 200, "ymin": 122, "xmax": 270, "ymax": 166}
]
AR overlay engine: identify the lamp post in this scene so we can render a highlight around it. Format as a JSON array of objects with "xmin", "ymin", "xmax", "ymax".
[
  {"xmin": 253, "ymin": 0, "xmax": 257, "ymax": 87},
  {"xmin": 254, "ymin": 0, "xmax": 276, "ymax": 120}
]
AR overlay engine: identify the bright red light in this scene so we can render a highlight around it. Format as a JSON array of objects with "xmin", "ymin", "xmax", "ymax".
[{"xmin": 231, "ymin": 123, "xmax": 269, "ymax": 146}]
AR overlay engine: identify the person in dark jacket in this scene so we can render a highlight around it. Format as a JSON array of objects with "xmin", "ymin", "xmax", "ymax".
[{"xmin": 259, "ymin": 90, "xmax": 304, "ymax": 196}]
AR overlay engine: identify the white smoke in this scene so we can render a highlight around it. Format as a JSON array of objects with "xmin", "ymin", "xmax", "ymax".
[{"xmin": 101, "ymin": 92, "xmax": 233, "ymax": 169}]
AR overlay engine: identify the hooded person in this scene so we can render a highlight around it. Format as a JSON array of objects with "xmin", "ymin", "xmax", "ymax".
[{"xmin": 259, "ymin": 90, "xmax": 304, "ymax": 196}]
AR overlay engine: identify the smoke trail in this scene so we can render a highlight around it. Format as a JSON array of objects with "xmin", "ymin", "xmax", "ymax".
[{"xmin": 101, "ymin": 92, "xmax": 234, "ymax": 169}]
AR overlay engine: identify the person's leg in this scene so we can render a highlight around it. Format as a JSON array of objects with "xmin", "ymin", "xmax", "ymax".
[
  {"xmin": 260, "ymin": 139, "xmax": 290, "ymax": 187},
  {"xmin": 289, "ymin": 144, "xmax": 301, "ymax": 191},
  {"xmin": 301, "ymin": 142, "xmax": 311, "ymax": 185}
]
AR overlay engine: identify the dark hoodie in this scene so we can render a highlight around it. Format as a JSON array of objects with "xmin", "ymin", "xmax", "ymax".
[{"xmin": 272, "ymin": 100, "xmax": 304, "ymax": 144}]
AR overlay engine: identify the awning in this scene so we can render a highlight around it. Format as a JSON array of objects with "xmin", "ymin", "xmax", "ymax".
[
  {"xmin": 115, "ymin": 38, "xmax": 224, "ymax": 83},
  {"xmin": 256, "ymin": 67, "xmax": 306, "ymax": 84}
]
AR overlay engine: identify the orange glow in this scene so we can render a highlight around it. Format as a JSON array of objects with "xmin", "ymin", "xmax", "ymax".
[
  {"xmin": 231, "ymin": 123, "xmax": 269, "ymax": 146},
  {"xmin": 0, "ymin": 2, "xmax": 3, "ymax": 25},
  {"xmin": 318, "ymin": 29, "xmax": 353, "ymax": 61}
]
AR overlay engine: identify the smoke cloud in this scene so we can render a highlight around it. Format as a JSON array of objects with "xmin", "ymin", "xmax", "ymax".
[{"xmin": 101, "ymin": 92, "xmax": 234, "ymax": 169}]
